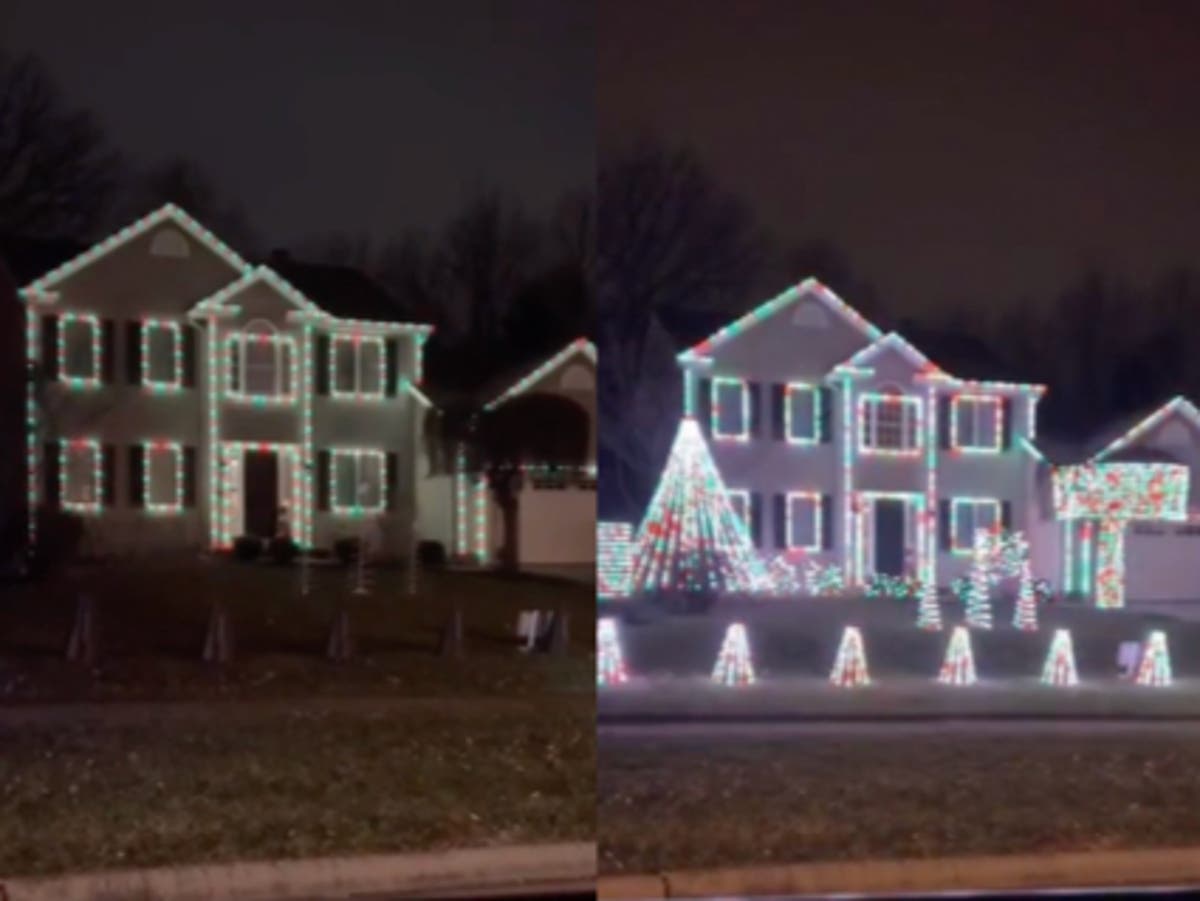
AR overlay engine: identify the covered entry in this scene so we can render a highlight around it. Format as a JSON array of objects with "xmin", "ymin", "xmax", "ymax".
[
  {"xmin": 852, "ymin": 491, "xmax": 925, "ymax": 583},
  {"xmin": 217, "ymin": 442, "xmax": 305, "ymax": 545}
]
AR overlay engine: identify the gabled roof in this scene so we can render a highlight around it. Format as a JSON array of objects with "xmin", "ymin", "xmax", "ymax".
[
  {"xmin": 189, "ymin": 265, "xmax": 326, "ymax": 318},
  {"xmin": 20, "ymin": 204, "xmax": 250, "ymax": 294},
  {"xmin": 1092, "ymin": 396, "xmax": 1200, "ymax": 462},
  {"xmin": 482, "ymin": 337, "xmax": 596, "ymax": 411},
  {"xmin": 678, "ymin": 278, "xmax": 884, "ymax": 363},
  {"xmin": 829, "ymin": 331, "xmax": 940, "ymax": 376}
]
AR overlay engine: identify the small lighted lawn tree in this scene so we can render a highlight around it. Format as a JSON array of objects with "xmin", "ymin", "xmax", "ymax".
[
  {"xmin": 1135, "ymin": 630, "xmax": 1172, "ymax": 687},
  {"xmin": 1041, "ymin": 628, "xmax": 1078, "ymax": 686},
  {"xmin": 916, "ymin": 578, "xmax": 942, "ymax": 631},
  {"xmin": 1013, "ymin": 559, "xmax": 1038, "ymax": 631},
  {"xmin": 965, "ymin": 530, "xmax": 993, "ymax": 629},
  {"xmin": 631, "ymin": 418, "xmax": 771, "ymax": 595},
  {"xmin": 597, "ymin": 617, "xmax": 629, "ymax": 686},
  {"xmin": 1053, "ymin": 462, "xmax": 1189, "ymax": 608},
  {"xmin": 830, "ymin": 626, "xmax": 870, "ymax": 687},
  {"xmin": 712, "ymin": 622, "xmax": 755, "ymax": 686},
  {"xmin": 938, "ymin": 626, "xmax": 976, "ymax": 686}
]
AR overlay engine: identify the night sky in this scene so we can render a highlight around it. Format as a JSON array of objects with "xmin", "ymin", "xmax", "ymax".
[
  {"xmin": 599, "ymin": 0, "xmax": 1200, "ymax": 316},
  {"xmin": 0, "ymin": 0, "xmax": 593, "ymax": 246}
]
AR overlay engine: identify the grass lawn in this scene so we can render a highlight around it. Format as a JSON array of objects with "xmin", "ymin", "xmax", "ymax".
[
  {"xmin": 0, "ymin": 559, "xmax": 595, "ymax": 702},
  {"xmin": 598, "ymin": 731, "xmax": 1200, "ymax": 874},
  {"xmin": 0, "ymin": 699, "xmax": 594, "ymax": 878}
]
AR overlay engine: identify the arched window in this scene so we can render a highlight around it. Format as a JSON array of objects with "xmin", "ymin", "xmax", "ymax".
[{"xmin": 229, "ymin": 320, "xmax": 294, "ymax": 401}]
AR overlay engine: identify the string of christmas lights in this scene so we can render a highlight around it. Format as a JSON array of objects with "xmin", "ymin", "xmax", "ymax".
[
  {"xmin": 830, "ymin": 625, "xmax": 870, "ymax": 687},
  {"xmin": 916, "ymin": 578, "xmax": 942, "ymax": 630},
  {"xmin": 1013, "ymin": 559, "xmax": 1039, "ymax": 631},
  {"xmin": 938, "ymin": 626, "xmax": 976, "ymax": 686},
  {"xmin": 965, "ymin": 530, "xmax": 993, "ymax": 629},
  {"xmin": 597, "ymin": 617, "xmax": 628, "ymax": 686},
  {"xmin": 712, "ymin": 622, "xmax": 755, "ymax": 686},
  {"xmin": 1041, "ymin": 629, "xmax": 1078, "ymax": 686},
  {"xmin": 1135, "ymin": 630, "xmax": 1172, "ymax": 687}
]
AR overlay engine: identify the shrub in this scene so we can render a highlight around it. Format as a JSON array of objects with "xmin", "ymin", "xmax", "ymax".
[
  {"xmin": 333, "ymin": 537, "xmax": 360, "ymax": 567},
  {"xmin": 233, "ymin": 535, "xmax": 263, "ymax": 562},
  {"xmin": 27, "ymin": 507, "xmax": 85, "ymax": 579},
  {"xmin": 418, "ymin": 540, "xmax": 447, "ymax": 568},
  {"xmin": 268, "ymin": 536, "xmax": 299, "ymax": 565}
]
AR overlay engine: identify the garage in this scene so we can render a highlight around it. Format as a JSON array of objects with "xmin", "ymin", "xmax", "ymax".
[{"xmin": 1125, "ymin": 521, "xmax": 1200, "ymax": 603}]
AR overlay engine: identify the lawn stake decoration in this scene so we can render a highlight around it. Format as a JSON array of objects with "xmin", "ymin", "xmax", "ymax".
[
  {"xmin": 965, "ymin": 530, "xmax": 993, "ymax": 629},
  {"xmin": 916, "ymin": 578, "xmax": 942, "ymax": 631},
  {"xmin": 1041, "ymin": 628, "xmax": 1078, "ymax": 686},
  {"xmin": 1012, "ymin": 559, "xmax": 1039, "ymax": 631},
  {"xmin": 712, "ymin": 622, "xmax": 756, "ymax": 686},
  {"xmin": 597, "ymin": 617, "xmax": 628, "ymax": 685},
  {"xmin": 1135, "ymin": 630, "xmax": 1172, "ymax": 687},
  {"xmin": 938, "ymin": 626, "xmax": 977, "ymax": 686},
  {"xmin": 202, "ymin": 600, "xmax": 234, "ymax": 664},
  {"xmin": 829, "ymin": 625, "xmax": 870, "ymax": 687}
]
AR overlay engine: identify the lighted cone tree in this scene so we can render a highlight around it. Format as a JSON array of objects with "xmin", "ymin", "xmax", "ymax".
[
  {"xmin": 631, "ymin": 418, "xmax": 772, "ymax": 595},
  {"xmin": 1041, "ymin": 628, "xmax": 1078, "ymax": 686},
  {"xmin": 937, "ymin": 626, "xmax": 977, "ymax": 686},
  {"xmin": 1135, "ymin": 630, "xmax": 1172, "ymax": 687},
  {"xmin": 916, "ymin": 579, "xmax": 942, "ymax": 631},
  {"xmin": 965, "ymin": 530, "xmax": 993, "ymax": 629},
  {"xmin": 1012, "ymin": 560, "xmax": 1038, "ymax": 631},
  {"xmin": 597, "ymin": 617, "xmax": 628, "ymax": 686},
  {"xmin": 712, "ymin": 623, "xmax": 755, "ymax": 686},
  {"xmin": 829, "ymin": 626, "xmax": 870, "ymax": 687}
]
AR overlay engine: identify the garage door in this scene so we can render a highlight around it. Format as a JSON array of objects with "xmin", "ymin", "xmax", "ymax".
[
  {"xmin": 517, "ymin": 486, "xmax": 597, "ymax": 565},
  {"xmin": 1126, "ymin": 523, "xmax": 1200, "ymax": 602}
]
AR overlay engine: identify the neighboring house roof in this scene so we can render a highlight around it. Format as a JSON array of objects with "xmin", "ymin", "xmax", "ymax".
[
  {"xmin": 482, "ymin": 337, "xmax": 596, "ymax": 411},
  {"xmin": 1091, "ymin": 395, "xmax": 1200, "ymax": 462}
]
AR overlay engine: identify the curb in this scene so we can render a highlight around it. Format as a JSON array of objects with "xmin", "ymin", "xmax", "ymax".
[
  {"xmin": 597, "ymin": 846, "xmax": 1200, "ymax": 899},
  {"xmin": 1, "ymin": 842, "xmax": 596, "ymax": 901},
  {"xmin": 598, "ymin": 712, "xmax": 1200, "ymax": 725}
]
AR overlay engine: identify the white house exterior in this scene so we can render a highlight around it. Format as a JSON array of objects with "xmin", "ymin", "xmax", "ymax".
[{"xmin": 19, "ymin": 204, "xmax": 433, "ymax": 558}]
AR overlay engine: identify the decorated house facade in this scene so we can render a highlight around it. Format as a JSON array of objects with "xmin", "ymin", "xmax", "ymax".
[{"xmin": 19, "ymin": 205, "xmax": 433, "ymax": 557}]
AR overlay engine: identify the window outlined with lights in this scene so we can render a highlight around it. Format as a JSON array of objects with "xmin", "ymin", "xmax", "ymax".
[
  {"xmin": 226, "ymin": 320, "xmax": 296, "ymax": 404},
  {"xmin": 144, "ymin": 442, "xmax": 184, "ymax": 513},
  {"xmin": 61, "ymin": 439, "xmax": 103, "ymax": 513},
  {"xmin": 951, "ymin": 497, "xmax": 1001, "ymax": 554},
  {"xmin": 330, "ymin": 334, "xmax": 386, "ymax": 400},
  {"xmin": 58, "ymin": 313, "xmax": 102, "ymax": 388},
  {"xmin": 142, "ymin": 320, "xmax": 183, "ymax": 391},
  {"xmin": 331, "ymin": 448, "xmax": 387, "ymax": 515},
  {"xmin": 726, "ymin": 488, "xmax": 751, "ymax": 536},
  {"xmin": 785, "ymin": 383, "xmax": 821, "ymax": 444},
  {"xmin": 859, "ymin": 390, "xmax": 921, "ymax": 455},
  {"xmin": 711, "ymin": 377, "xmax": 749, "ymax": 441},
  {"xmin": 952, "ymin": 395, "xmax": 1002, "ymax": 452},
  {"xmin": 786, "ymin": 491, "xmax": 822, "ymax": 551}
]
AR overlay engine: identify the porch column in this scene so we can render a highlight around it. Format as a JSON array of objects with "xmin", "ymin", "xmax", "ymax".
[{"xmin": 1094, "ymin": 517, "xmax": 1126, "ymax": 609}]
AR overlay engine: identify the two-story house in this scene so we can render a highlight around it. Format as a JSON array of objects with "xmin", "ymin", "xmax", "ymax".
[
  {"xmin": 19, "ymin": 204, "xmax": 433, "ymax": 558},
  {"xmin": 678, "ymin": 278, "xmax": 1046, "ymax": 589}
]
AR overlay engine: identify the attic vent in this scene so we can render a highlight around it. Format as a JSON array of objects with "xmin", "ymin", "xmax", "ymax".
[
  {"xmin": 559, "ymin": 363, "xmax": 593, "ymax": 391},
  {"xmin": 792, "ymin": 300, "xmax": 830, "ymax": 329},
  {"xmin": 149, "ymin": 228, "xmax": 190, "ymax": 259}
]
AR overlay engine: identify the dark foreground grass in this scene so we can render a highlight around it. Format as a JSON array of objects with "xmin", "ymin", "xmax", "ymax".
[
  {"xmin": 598, "ymin": 733, "xmax": 1200, "ymax": 874},
  {"xmin": 0, "ymin": 700, "xmax": 594, "ymax": 877}
]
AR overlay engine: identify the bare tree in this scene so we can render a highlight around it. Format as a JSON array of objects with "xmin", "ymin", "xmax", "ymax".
[{"xmin": 0, "ymin": 51, "xmax": 121, "ymax": 239}]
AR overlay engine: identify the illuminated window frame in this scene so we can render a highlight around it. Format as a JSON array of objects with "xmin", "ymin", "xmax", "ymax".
[
  {"xmin": 330, "ymin": 448, "xmax": 388, "ymax": 516},
  {"xmin": 60, "ymin": 438, "xmax": 103, "ymax": 514},
  {"xmin": 786, "ymin": 490, "xmax": 822, "ymax": 552},
  {"xmin": 143, "ymin": 440, "xmax": 184, "ymax": 514},
  {"xmin": 950, "ymin": 497, "xmax": 1001, "ymax": 555},
  {"xmin": 141, "ymin": 320, "xmax": 183, "ymax": 393},
  {"xmin": 951, "ymin": 394, "xmax": 1002, "ymax": 453},
  {"xmin": 330, "ymin": 334, "xmax": 387, "ymax": 401},
  {"xmin": 711, "ymin": 377, "xmax": 750, "ymax": 441},
  {"xmin": 785, "ymin": 383, "xmax": 821, "ymax": 445},
  {"xmin": 727, "ymin": 488, "xmax": 751, "ymax": 536},
  {"xmin": 858, "ymin": 392, "xmax": 922, "ymax": 456},
  {"xmin": 225, "ymin": 332, "xmax": 298, "ymax": 405},
  {"xmin": 57, "ymin": 313, "xmax": 102, "ymax": 389}
]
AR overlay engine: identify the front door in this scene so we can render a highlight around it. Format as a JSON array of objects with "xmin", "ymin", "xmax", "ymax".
[
  {"xmin": 243, "ymin": 451, "xmax": 279, "ymax": 539},
  {"xmin": 874, "ymin": 498, "xmax": 906, "ymax": 576}
]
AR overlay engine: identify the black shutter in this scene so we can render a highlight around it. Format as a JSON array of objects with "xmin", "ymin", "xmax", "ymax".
[
  {"xmin": 1001, "ymin": 500, "xmax": 1013, "ymax": 531},
  {"xmin": 939, "ymin": 396, "xmax": 952, "ymax": 448},
  {"xmin": 771, "ymin": 384, "xmax": 785, "ymax": 441},
  {"xmin": 1001, "ymin": 398, "xmax": 1013, "ymax": 450},
  {"xmin": 750, "ymin": 492, "xmax": 763, "ymax": 549},
  {"xmin": 101, "ymin": 320, "xmax": 116, "ymax": 384},
  {"xmin": 773, "ymin": 493, "xmax": 787, "ymax": 549},
  {"xmin": 43, "ymin": 441, "xmax": 60, "ymax": 507},
  {"xmin": 182, "ymin": 326, "xmax": 197, "ymax": 388},
  {"xmin": 939, "ymin": 499, "xmax": 951, "ymax": 550},
  {"xmin": 317, "ymin": 450, "xmax": 331, "ymax": 510},
  {"xmin": 748, "ymin": 382, "xmax": 762, "ymax": 438},
  {"xmin": 819, "ymin": 387, "xmax": 833, "ymax": 443},
  {"xmin": 315, "ymin": 335, "xmax": 330, "ymax": 395},
  {"xmin": 40, "ymin": 314, "xmax": 58, "ymax": 379},
  {"xmin": 102, "ymin": 444, "xmax": 116, "ymax": 507},
  {"xmin": 385, "ymin": 339, "xmax": 399, "ymax": 397},
  {"xmin": 129, "ymin": 444, "xmax": 145, "ymax": 506},
  {"xmin": 183, "ymin": 447, "xmax": 198, "ymax": 508},
  {"xmin": 386, "ymin": 452, "xmax": 399, "ymax": 510},
  {"xmin": 821, "ymin": 495, "xmax": 834, "ymax": 550},
  {"xmin": 126, "ymin": 322, "xmax": 142, "ymax": 384},
  {"xmin": 698, "ymin": 377, "xmax": 712, "ymax": 435}
]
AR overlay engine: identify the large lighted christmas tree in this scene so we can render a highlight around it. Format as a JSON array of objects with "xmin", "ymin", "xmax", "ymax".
[
  {"xmin": 631, "ymin": 418, "xmax": 771, "ymax": 594},
  {"xmin": 938, "ymin": 626, "xmax": 976, "ymax": 686},
  {"xmin": 916, "ymin": 579, "xmax": 942, "ymax": 631},
  {"xmin": 830, "ymin": 626, "xmax": 870, "ymax": 687},
  {"xmin": 1135, "ymin": 630, "xmax": 1172, "ymax": 687},
  {"xmin": 965, "ymin": 530, "xmax": 993, "ymax": 629},
  {"xmin": 597, "ymin": 617, "xmax": 628, "ymax": 686},
  {"xmin": 1012, "ymin": 559, "xmax": 1038, "ymax": 631},
  {"xmin": 712, "ymin": 622, "xmax": 755, "ymax": 686},
  {"xmin": 1041, "ymin": 628, "xmax": 1078, "ymax": 686}
]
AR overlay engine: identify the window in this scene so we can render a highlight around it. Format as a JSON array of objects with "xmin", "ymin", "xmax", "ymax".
[
  {"xmin": 144, "ymin": 443, "xmax": 183, "ymax": 512},
  {"xmin": 61, "ymin": 440, "xmax": 102, "ymax": 512},
  {"xmin": 331, "ymin": 449, "xmax": 386, "ymax": 514},
  {"xmin": 712, "ymin": 377, "xmax": 749, "ymax": 440},
  {"xmin": 59, "ymin": 314, "xmax": 101, "ymax": 386},
  {"xmin": 860, "ymin": 392, "xmax": 921, "ymax": 453},
  {"xmin": 331, "ymin": 335, "xmax": 386, "ymax": 399},
  {"xmin": 786, "ymin": 384, "xmax": 820, "ymax": 443},
  {"xmin": 952, "ymin": 498, "xmax": 1000, "ymax": 553},
  {"xmin": 142, "ymin": 321, "xmax": 182, "ymax": 390},
  {"xmin": 228, "ymin": 322, "xmax": 295, "ymax": 402},
  {"xmin": 787, "ymin": 492, "xmax": 822, "ymax": 550},
  {"xmin": 953, "ymin": 396, "xmax": 1002, "ymax": 451},
  {"xmin": 727, "ymin": 489, "xmax": 750, "ymax": 535}
]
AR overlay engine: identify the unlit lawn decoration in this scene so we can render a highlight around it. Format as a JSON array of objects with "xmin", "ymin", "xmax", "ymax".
[
  {"xmin": 547, "ymin": 610, "xmax": 570, "ymax": 656},
  {"xmin": 65, "ymin": 594, "xmax": 99, "ymax": 665},
  {"xmin": 202, "ymin": 601, "xmax": 235, "ymax": 664},
  {"xmin": 439, "ymin": 605, "xmax": 464, "ymax": 658},
  {"xmin": 326, "ymin": 605, "xmax": 354, "ymax": 661}
]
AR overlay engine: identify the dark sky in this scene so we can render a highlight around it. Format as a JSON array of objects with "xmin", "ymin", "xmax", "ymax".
[
  {"xmin": 1, "ymin": 0, "xmax": 593, "ymax": 247},
  {"xmin": 599, "ymin": 0, "xmax": 1200, "ymax": 316}
]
